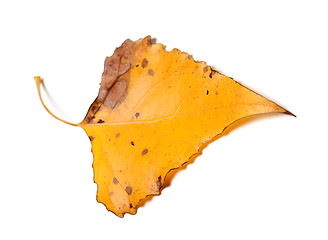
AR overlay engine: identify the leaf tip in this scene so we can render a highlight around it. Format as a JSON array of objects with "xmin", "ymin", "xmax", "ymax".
[{"xmin": 283, "ymin": 110, "xmax": 296, "ymax": 118}]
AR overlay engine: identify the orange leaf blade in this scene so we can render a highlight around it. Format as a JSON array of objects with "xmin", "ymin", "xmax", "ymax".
[{"xmin": 79, "ymin": 36, "xmax": 292, "ymax": 217}]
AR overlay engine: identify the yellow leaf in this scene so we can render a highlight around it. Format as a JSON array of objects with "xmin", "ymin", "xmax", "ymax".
[{"xmin": 34, "ymin": 36, "xmax": 293, "ymax": 217}]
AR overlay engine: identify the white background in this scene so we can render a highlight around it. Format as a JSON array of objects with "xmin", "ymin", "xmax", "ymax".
[{"xmin": 1, "ymin": 0, "xmax": 327, "ymax": 239}]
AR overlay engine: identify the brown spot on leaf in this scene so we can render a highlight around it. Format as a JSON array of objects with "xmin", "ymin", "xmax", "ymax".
[
  {"xmin": 109, "ymin": 192, "xmax": 114, "ymax": 196},
  {"xmin": 206, "ymin": 90, "xmax": 209, "ymax": 95},
  {"xmin": 130, "ymin": 141, "xmax": 135, "ymax": 146},
  {"xmin": 116, "ymin": 133, "xmax": 120, "ymax": 138},
  {"xmin": 148, "ymin": 69, "xmax": 154, "ymax": 76},
  {"xmin": 113, "ymin": 177, "xmax": 119, "ymax": 185},
  {"xmin": 150, "ymin": 38, "xmax": 156, "ymax": 45},
  {"xmin": 125, "ymin": 186, "xmax": 133, "ymax": 195},
  {"xmin": 97, "ymin": 119, "xmax": 104, "ymax": 123},
  {"xmin": 129, "ymin": 203, "xmax": 133, "ymax": 208},
  {"xmin": 89, "ymin": 136, "xmax": 94, "ymax": 141},
  {"xmin": 142, "ymin": 149, "xmax": 148, "ymax": 156},
  {"xmin": 86, "ymin": 115, "xmax": 95, "ymax": 123},
  {"xmin": 135, "ymin": 112, "xmax": 140, "ymax": 118},
  {"xmin": 209, "ymin": 70, "xmax": 216, "ymax": 79},
  {"xmin": 156, "ymin": 175, "xmax": 162, "ymax": 188},
  {"xmin": 90, "ymin": 105, "xmax": 100, "ymax": 115},
  {"xmin": 203, "ymin": 67, "xmax": 208, "ymax": 73},
  {"xmin": 96, "ymin": 39, "xmax": 134, "ymax": 103},
  {"xmin": 103, "ymin": 80, "xmax": 128, "ymax": 109},
  {"xmin": 215, "ymin": 91, "xmax": 218, "ymax": 95},
  {"xmin": 141, "ymin": 58, "xmax": 148, "ymax": 68}
]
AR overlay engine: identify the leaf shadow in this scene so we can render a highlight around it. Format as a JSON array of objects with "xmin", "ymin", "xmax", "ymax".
[
  {"xmin": 40, "ymin": 79, "xmax": 71, "ymax": 119},
  {"xmin": 137, "ymin": 113, "xmax": 283, "ymax": 209}
]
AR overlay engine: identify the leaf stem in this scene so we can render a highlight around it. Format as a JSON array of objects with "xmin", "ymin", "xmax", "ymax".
[{"xmin": 34, "ymin": 76, "xmax": 79, "ymax": 127}]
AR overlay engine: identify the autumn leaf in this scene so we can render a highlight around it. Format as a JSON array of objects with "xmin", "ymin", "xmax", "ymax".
[{"xmin": 34, "ymin": 36, "xmax": 293, "ymax": 217}]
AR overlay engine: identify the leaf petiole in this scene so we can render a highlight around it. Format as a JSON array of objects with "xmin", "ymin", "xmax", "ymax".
[{"xmin": 34, "ymin": 76, "xmax": 79, "ymax": 127}]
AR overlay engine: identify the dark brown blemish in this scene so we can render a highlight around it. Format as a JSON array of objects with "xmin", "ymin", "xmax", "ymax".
[
  {"xmin": 141, "ymin": 58, "xmax": 148, "ymax": 68},
  {"xmin": 206, "ymin": 90, "xmax": 209, "ymax": 95},
  {"xmin": 97, "ymin": 119, "xmax": 104, "ymax": 123},
  {"xmin": 91, "ymin": 105, "xmax": 97, "ymax": 113},
  {"xmin": 136, "ymin": 64, "xmax": 139, "ymax": 67},
  {"xmin": 116, "ymin": 132, "xmax": 120, "ymax": 138},
  {"xmin": 203, "ymin": 67, "xmax": 208, "ymax": 73},
  {"xmin": 130, "ymin": 141, "xmax": 135, "ymax": 146},
  {"xmin": 148, "ymin": 69, "xmax": 154, "ymax": 76},
  {"xmin": 209, "ymin": 70, "xmax": 215, "ymax": 79},
  {"xmin": 90, "ymin": 105, "xmax": 100, "ymax": 114},
  {"xmin": 89, "ymin": 136, "xmax": 94, "ymax": 141},
  {"xmin": 135, "ymin": 112, "xmax": 140, "ymax": 118},
  {"xmin": 125, "ymin": 186, "xmax": 133, "ymax": 195},
  {"xmin": 142, "ymin": 148, "xmax": 148, "ymax": 156},
  {"xmin": 129, "ymin": 203, "xmax": 133, "ymax": 208},
  {"xmin": 86, "ymin": 115, "xmax": 95, "ymax": 122},
  {"xmin": 113, "ymin": 177, "xmax": 119, "ymax": 185},
  {"xmin": 86, "ymin": 115, "xmax": 92, "ymax": 122},
  {"xmin": 156, "ymin": 175, "xmax": 162, "ymax": 188}
]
